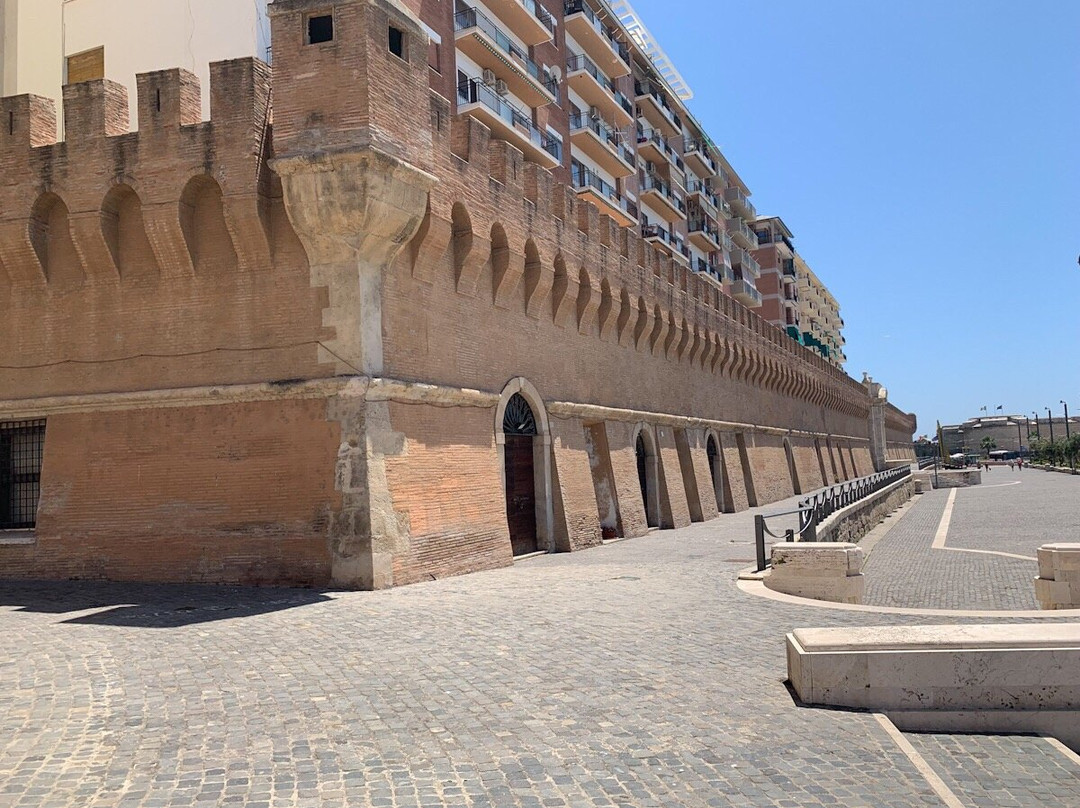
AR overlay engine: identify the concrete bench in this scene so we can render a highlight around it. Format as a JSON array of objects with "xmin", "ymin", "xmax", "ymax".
[
  {"xmin": 1035, "ymin": 543, "xmax": 1080, "ymax": 610},
  {"xmin": 765, "ymin": 543, "xmax": 864, "ymax": 604},
  {"xmin": 787, "ymin": 623, "xmax": 1080, "ymax": 750}
]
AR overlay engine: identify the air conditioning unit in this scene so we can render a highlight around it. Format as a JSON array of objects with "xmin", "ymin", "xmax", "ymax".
[
  {"xmin": 482, "ymin": 69, "xmax": 497, "ymax": 86},
  {"xmin": 495, "ymin": 79, "xmax": 509, "ymax": 96}
]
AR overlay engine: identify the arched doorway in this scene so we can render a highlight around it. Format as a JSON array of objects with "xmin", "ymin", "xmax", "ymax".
[
  {"xmin": 502, "ymin": 393, "xmax": 539, "ymax": 556},
  {"xmin": 706, "ymin": 434, "xmax": 724, "ymax": 513},
  {"xmin": 635, "ymin": 429, "xmax": 659, "ymax": 528}
]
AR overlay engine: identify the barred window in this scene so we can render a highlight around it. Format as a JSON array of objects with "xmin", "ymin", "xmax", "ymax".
[{"xmin": 1, "ymin": 420, "xmax": 46, "ymax": 530}]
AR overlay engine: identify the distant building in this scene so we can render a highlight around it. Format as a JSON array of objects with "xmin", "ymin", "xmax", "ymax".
[
  {"xmin": 0, "ymin": 0, "xmax": 270, "ymax": 129},
  {"xmin": 941, "ymin": 415, "xmax": 1078, "ymax": 454}
]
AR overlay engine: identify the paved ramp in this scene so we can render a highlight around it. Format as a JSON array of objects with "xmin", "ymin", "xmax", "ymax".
[{"xmin": 900, "ymin": 731, "xmax": 1080, "ymax": 807}]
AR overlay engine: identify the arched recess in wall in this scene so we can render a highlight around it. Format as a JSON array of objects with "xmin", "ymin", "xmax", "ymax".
[
  {"xmin": 783, "ymin": 437, "xmax": 802, "ymax": 495},
  {"xmin": 495, "ymin": 378, "xmax": 554, "ymax": 557},
  {"xmin": 179, "ymin": 175, "xmax": 238, "ymax": 274},
  {"xmin": 634, "ymin": 424, "xmax": 660, "ymax": 528},
  {"xmin": 489, "ymin": 222, "xmax": 508, "ymax": 301},
  {"xmin": 102, "ymin": 184, "xmax": 160, "ymax": 280},
  {"xmin": 706, "ymin": 432, "xmax": 731, "ymax": 513},
  {"xmin": 451, "ymin": 201, "xmax": 472, "ymax": 281},
  {"xmin": 29, "ymin": 192, "xmax": 85, "ymax": 288}
]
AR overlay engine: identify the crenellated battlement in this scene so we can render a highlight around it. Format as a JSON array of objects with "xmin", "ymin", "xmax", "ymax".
[{"xmin": 0, "ymin": 58, "xmax": 273, "ymax": 289}]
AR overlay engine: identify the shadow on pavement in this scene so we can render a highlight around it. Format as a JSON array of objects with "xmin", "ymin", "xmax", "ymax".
[{"xmin": 0, "ymin": 579, "xmax": 333, "ymax": 628}]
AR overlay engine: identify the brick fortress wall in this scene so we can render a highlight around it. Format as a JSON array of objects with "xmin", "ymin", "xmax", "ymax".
[{"xmin": 0, "ymin": 0, "xmax": 916, "ymax": 589}]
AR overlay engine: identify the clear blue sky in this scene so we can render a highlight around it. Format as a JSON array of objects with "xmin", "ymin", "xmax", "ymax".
[{"xmin": 629, "ymin": 0, "xmax": 1080, "ymax": 435}]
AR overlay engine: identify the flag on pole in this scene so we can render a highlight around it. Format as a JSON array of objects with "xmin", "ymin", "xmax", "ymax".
[
  {"xmin": 980, "ymin": 406, "xmax": 987, "ymax": 413},
  {"xmin": 996, "ymin": 405, "xmax": 1003, "ymax": 410}
]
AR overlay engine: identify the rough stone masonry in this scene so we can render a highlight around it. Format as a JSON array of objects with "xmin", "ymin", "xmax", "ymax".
[{"xmin": 0, "ymin": 0, "xmax": 916, "ymax": 589}]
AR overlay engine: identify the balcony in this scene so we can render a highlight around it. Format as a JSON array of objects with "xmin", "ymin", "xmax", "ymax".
[
  {"xmin": 731, "ymin": 247, "xmax": 760, "ymax": 278},
  {"xmin": 685, "ymin": 178, "xmax": 720, "ymax": 217},
  {"xmin": 483, "ymin": 0, "xmax": 556, "ymax": 46},
  {"xmin": 682, "ymin": 139, "xmax": 718, "ymax": 178},
  {"xmin": 569, "ymin": 113, "xmax": 634, "ymax": 177},
  {"xmin": 638, "ymin": 173, "xmax": 686, "ymax": 223},
  {"xmin": 723, "ymin": 185, "xmax": 756, "ymax": 221},
  {"xmin": 637, "ymin": 128, "xmax": 684, "ymax": 172},
  {"xmin": 635, "ymin": 79, "xmax": 682, "ymax": 139},
  {"xmin": 687, "ymin": 216, "xmax": 721, "ymax": 252},
  {"xmin": 693, "ymin": 257, "xmax": 725, "ymax": 284},
  {"xmin": 641, "ymin": 224, "xmax": 690, "ymax": 264},
  {"xmin": 726, "ymin": 216, "xmax": 759, "ymax": 250},
  {"xmin": 457, "ymin": 78, "xmax": 561, "ymax": 169},
  {"xmin": 782, "ymin": 258, "xmax": 796, "ymax": 277},
  {"xmin": 566, "ymin": 53, "xmax": 633, "ymax": 127},
  {"xmin": 563, "ymin": 0, "xmax": 630, "ymax": 77},
  {"xmin": 455, "ymin": 8, "xmax": 558, "ymax": 107},
  {"xmin": 571, "ymin": 163, "xmax": 638, "ymax": 227},
  {"xmin": 730, "ymin": 277, "xmax": 762, "ymax": 307}
]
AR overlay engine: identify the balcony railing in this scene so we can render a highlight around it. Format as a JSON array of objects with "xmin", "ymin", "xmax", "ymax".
[
  {"xmin": 569, "ymin": 113, "xmax": 634, "ymax": 166},
  {"xmin": 634, "ymin": 79, "xmax": 682, "ymax": 131},
  {"xmin": 688, "ymin": 218, "xmax": 721, "ymax": 243},
  {"xmin": 455, "ymin": 8, "xmax": 558, "ymax": 96},
  {"xmin": 564, "ymin": 1, "xmax": 631, "ymax": 67},
  {"xmin": 572, "ymin": 163, "xmax": 638, "ymax": 221},
  {"xmin": 686, "ymin": 178, "xmax": 720, "ymax": 210},
  {"xmin": 640, "ymin": 173, "xmax": 686, "ymax": 214},
  {"xmin": 732, "ymin": 249, "xmax": 760, "ymax": 277},
  {"xmin": 637, "ymin": 128, "xmax": 684, "ymax": 170},
  {"xmin": 457, "ymin": 78, "xmax": 561, "ymax": 162},
  {"xmin": 683, "ymin": 138, "xmax": 719, "ymax": 175},
  {"xmin": 723, "ymin": 185, "xmax": 756, "ymax": 220},
  {"xmin": 512, "ymin": 0, "xmax": 556, "ymax": 34},
  {"xmin": 567, "ymin": 53, "xmax": 615, "ymax": 95},
  {"xmin": 727, "ymin": 216, "xmax": 759, "ymax": 249}
]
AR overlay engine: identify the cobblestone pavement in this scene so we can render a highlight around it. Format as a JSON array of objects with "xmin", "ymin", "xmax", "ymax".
[
  {"xmin": 862, "ymin": 467, "xmax": 1080, "ymax": 610},
  {"xmin": 1, "ymin": 491, "xmax": 1078, "ymax": 807},
  {"xmin": 904, "ymin": 733, "xmax": 1080, "ymax": 808}
]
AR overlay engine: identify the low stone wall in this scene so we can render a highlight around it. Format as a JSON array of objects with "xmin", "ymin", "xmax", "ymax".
[
  {"xmin": 1031, "ymin": 464, "xmax": 1079, "ymax": 475},
  {"xmin": 787, "ymin": 624, "xmax": 1080, "ymax": 752},
  {"xmin": 765, "ymin": 543, "xmax": 865, "ymax": 604},
  {"xmin": 816, "ymin": 478, "xmax": 915, "ymax": 544},
  {"xmin": 930, "ymin": 468, "xmax": 982, "ymax": 488},
  {"xmin": 1035, "ymin": 544, "xmax": 1080, "ymax": 610}
]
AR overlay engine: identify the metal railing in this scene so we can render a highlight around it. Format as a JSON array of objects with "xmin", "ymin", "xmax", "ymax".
[
  {"xmin": 455, "ymin": 9, "xmax": 559, "ymax": 96},
  {"xmin": 563, "ymin": 0, "xmax": 631, "ymax": 65},
  {"xmin": 457, "ymin": 78, "xmax": 562, "ymax": 161},
  {"xmin": 569, "ymin": 113, "xmax": 634, "ymax": 165},
  {"xmin": 754, "ymin": 465, "xmax": 912, "ymax": 571}
]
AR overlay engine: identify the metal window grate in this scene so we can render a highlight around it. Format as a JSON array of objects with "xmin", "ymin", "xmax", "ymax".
[{"xmin": 1, "ymin": 420, "xmax": 46, "ymax": 530}]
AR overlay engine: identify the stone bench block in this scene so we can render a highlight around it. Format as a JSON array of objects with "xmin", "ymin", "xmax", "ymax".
[
  {"xmin": 1035, "ymin": 543, "xmax": 1080, "ymax": 610},
  {"xmin": 765, "ymin": 542, "xmax": 864, "ymax": 604},
  {"xmin": 787, "ymin": 623, "xmax": 1080, "ymax": 713}
]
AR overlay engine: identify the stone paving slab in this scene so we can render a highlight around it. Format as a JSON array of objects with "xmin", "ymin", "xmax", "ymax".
[
  {"xmin": 903, "ymin": 732, "xmax": 1080, "ymax": 808},
  {"xmin": 859, "ymin": 470, "xmax": 1073, "ymax": 610},
  {"xmin": 1, "ymin": 487, "xmax": 1078, "ymax": 807}
]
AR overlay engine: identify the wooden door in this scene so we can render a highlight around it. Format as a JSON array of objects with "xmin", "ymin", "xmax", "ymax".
[{"xmin": 504, "ymin": 434, "xmax": 538, "ymax": 556}]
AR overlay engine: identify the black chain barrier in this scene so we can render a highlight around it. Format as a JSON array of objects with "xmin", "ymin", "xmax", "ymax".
[{"xmin": 754, "ymin": 465, "xmax": 912, "ymax": 571}]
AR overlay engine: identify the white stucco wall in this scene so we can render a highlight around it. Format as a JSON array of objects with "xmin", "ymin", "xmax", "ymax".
[
  {"xmin": 63, "ymin": 0, "xmax": 270, "ymax": 128},
  {"xmin": 0, "ymin": 0, "xmax": 65, "ymax": 104}
]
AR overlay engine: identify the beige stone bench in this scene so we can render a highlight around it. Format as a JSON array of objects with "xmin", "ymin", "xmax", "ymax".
[
  {"xmin": 787, "ymin": 623, "xmax": 1080, "ymax": 750},
  {"xmin": 1035, "ymin": 543, "xmax": 1080, "ymax": 610},
  {"xmin": 764, "ymin": 543, "xmax": 864, "ymax": 604}
]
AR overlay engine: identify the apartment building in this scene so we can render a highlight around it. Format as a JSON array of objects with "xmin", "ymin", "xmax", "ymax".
[
  {"xmin": 0, "ymin": 0, "xmax": 270, "ymax": 128},
  {"xmin": 797, "ymin": 258, "xmax": 846, "ymax": 367},
  {"xmin": 420, "ymin": 0, "xmax": 764, "ymax": 305},
  {"xmin": 751, "ymin": 216, "xmax": 845, "ymax": 367}
]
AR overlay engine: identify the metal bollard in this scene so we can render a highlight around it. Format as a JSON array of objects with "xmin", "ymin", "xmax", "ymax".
[{"xmin": 755, "ymin": 515, "xmax": 767, "ymax": 572}]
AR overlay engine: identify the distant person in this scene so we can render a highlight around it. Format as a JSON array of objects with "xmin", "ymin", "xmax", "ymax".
[{"xmin": 1009, "ymin": 460, "xmax": 1015, "ymax": 470}]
